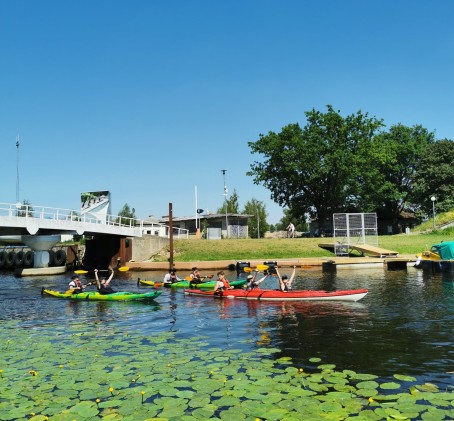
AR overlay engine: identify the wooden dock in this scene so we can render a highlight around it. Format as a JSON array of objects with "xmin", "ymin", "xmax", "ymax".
[{"xmin": 319, "ymin": 242, "xmax": 399, "ymax": 258}]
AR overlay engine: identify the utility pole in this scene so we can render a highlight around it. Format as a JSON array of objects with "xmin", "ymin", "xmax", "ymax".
[
  {"xmin": 169, "ymin": 203, "xmax": 173, "ymax": 270},
  {"xmin": 221, "ymin": 170, "xmax": 228, "ymax": 238}
]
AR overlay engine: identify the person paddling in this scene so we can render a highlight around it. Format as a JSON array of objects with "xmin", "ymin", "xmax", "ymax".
[
  {"xmin": 163, "ymin": 269, "xmax": 180, "ymax": 287},
  {"xmin": 95, "ymin": 268, "xmax": 115, "ymax": 294},
  {"xmin": 189, "ymin": 267, "xmax": 204, "ymax": 289},
  {"xmin": 68, "ymin": 274, "xmax": 86, "ymax": 294}
]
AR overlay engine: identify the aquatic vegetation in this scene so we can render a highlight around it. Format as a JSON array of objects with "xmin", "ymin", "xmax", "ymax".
[{"xmin": 0, "ymin": 321, "xmax": 452, "ymax": 420}]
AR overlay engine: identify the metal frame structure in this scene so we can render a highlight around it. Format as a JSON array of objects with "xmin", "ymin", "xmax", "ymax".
[{"xmin": 333, "ymin": 213, "xmax": 378, "ymax": 256}]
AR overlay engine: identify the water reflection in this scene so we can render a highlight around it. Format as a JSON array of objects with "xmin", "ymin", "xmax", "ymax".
[{"xmin": 1, "ymin": 267, "xmax": 453, "ymax": 388}]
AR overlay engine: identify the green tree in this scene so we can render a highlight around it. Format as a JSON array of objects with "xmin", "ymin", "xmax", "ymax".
[
  {"xmin": 355, "ymin": 124, "xmax": 434, "ymax": 229},
  {"xmin": 248, "ymin": 105, "xmax": 384, "ymax": 231},
  {"xmin": 217, "ymin": 189, "xmax": 240, "ymax": 214},
  {"xmin": 117, "ymin": 204, "xmax": 135, "ymax": 225},
  {"xmin": 411, "ymin": 139, "xmax": 454, "ymax": 215},
  {"xmin": 243, "ymin": 198, "xmax": 269, "ymax": 238}
]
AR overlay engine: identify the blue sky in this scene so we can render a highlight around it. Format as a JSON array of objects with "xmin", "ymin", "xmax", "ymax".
[{"xmin": 1, "ymin": 1, "xmax": 453, "ymax": 224}]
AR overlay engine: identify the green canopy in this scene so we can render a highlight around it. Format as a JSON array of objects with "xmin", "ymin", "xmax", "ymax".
[{"xmin": 431, "ymin": 241, "xmax": 454, "ymax": 260}]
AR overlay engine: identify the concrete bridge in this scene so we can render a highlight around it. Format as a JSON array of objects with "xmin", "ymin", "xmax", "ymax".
[
  {"xmin": 0, "ymin": 202, "xmax": 187, "ymax": 275},
  {"xmin": 0, "ymin": 202, "xmax": 188, "ymax": 238}
]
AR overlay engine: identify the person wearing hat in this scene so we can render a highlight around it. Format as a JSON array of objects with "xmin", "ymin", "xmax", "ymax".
[
  {"xmin": 68, "ymin": 274, "xmax": 85, "ymax": 294},
  {"xmin": 276, "ymin": 266, "xmax": 297, "ymax": 292},
  {"xmin": 245, "ymin": 270, "xmax": 268, "ymax": 290}
]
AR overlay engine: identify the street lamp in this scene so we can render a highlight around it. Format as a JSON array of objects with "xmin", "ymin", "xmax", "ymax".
[
  {"xmin": 16, "ymin": 136, "xmax": 20, "ymax": 206},
  {"xmin": 431, "ymin": 196, "xmax": 436, "ymax": 230}
]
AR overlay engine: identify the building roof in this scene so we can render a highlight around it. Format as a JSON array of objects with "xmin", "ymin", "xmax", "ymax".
[{"xmin": 159, "ymin": 213, "xmax": 251, "ymax": 223}]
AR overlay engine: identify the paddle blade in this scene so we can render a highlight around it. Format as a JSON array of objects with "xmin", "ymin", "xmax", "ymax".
[
  {"xmin": 243, "ymin": 267, "xmax": 252, "ymax": 273},
  {"xmin": 118, "ymin": 266, "xmax": 129, "ymax": 272},
  {"xmin": 185, "ymin": 276, "xmax": 192, "ymax": 281},
  {"xmin": 256, "ymin": 264, "xmax": 269, "ymax": 271},
  {"xmin": 74, "ymin": 270, "xmax": 88, "ymax": 274}
]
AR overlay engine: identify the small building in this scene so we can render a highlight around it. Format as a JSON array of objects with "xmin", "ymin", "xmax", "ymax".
[{"xmin": 159, "ymin": 213, "xmax": 251, "ymax": 239}]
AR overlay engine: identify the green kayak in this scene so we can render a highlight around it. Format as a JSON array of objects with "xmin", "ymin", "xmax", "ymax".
[
  {"xmin": 42, "ymin": 288, "xmax": 162, "ymax": 302},
  {"xmin": 170, "ymin": 279, "xmax": 247, "ymax": 289}
]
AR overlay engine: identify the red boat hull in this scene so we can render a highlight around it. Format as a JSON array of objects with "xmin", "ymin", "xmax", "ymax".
[{"xmin": 184, "ymin": 288, "xmax": 368, "ymax": 302}]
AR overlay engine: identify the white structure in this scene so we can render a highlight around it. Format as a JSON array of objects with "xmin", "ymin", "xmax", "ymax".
[{"xmin": 333, "ymin": 213, "xmax": 378, "ymax": 256}]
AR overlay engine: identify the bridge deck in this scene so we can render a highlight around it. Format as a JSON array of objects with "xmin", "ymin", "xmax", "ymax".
[{"xmin": 319, "ymin": 243, "xmax": 399, "ymax": 257}]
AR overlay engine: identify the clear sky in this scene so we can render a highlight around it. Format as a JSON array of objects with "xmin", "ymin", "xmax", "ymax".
[{"xmin": 1, "ymin": 1, "xmax": 453, "ymax": 224}]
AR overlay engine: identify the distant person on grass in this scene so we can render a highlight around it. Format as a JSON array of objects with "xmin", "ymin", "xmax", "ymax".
[{"xmin": 287, "ymin": 222, "xmax": 295, "ymax": 238}]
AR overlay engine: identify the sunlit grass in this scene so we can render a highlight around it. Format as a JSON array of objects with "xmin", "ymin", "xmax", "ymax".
[
  {"xmin": 149, "ymin": 210, "xmax": 454, "ymax": 262},
  {"xmin": 156, "ymin": 230, "xmax": 454, "ymax": 262}
]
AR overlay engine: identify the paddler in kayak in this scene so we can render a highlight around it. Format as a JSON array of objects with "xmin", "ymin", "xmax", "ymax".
[
  {"xmin": 214, "ymin": 271, "xmax": 233, "ymax": 295},
  {"xmin": 94, "ymin": 268, "xmax": 116, "ymax": 294},
  {"xmin": 189, "ymin": 267, "xmax": 204, "ymax": 289},
  {"xmin": 68, "ymin": 274, "xmax": 86, "ymax": 294},
  {"xmin": 245, "ymin": 270, "xmax": 268, "ymax": 290},
  {"xmin": 163, "ymin": 269, "xmax": 180, "ymax": 287},
  {"xmin": 276, "ymin": 266, "xmax": 297, "ymax": 292}
]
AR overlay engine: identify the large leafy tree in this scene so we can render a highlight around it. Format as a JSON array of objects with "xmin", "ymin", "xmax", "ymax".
[
  {"xmin": 243, "ymin": 198, "xmax": 269, "ymax": 238},
  {"xmin": 411, "ymin": 139, "xmax": 454, "ymax": 215},
  {"xmin": 248, "ymin": 105, "xmax": 384, "ymax": 230},
  {"xmin": 355, "ymin": 124, "xmax": 434, "ymax": 228}
]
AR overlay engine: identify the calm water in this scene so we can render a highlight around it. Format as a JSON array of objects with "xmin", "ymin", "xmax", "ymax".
[{"xmin": 1, "ymin": 266, "xmax": 453, "ymax": 388}]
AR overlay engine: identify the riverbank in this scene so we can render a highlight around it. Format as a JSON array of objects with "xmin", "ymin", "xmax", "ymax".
[
  {"xmin": 127, "ymin": 255, "xmax": 417, "ymax": 271},
  {"xmin": 147, "ymin": 234, "xmax": 448, "ymax": 263}
]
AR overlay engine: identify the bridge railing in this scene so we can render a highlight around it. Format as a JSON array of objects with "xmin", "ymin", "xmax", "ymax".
[{"xmin": 0, "ymin": 203, "xmax": 188, "ymax": 238}]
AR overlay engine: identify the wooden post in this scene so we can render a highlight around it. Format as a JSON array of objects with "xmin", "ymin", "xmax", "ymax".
[{"xmin": 169, "ymin": 203, "xmax": 174, "ymax": 270}]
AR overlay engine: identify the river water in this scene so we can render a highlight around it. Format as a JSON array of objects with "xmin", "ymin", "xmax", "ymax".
[{"xmin": 1, "ymin": 266, "xmax": 453, "ymax": 389}]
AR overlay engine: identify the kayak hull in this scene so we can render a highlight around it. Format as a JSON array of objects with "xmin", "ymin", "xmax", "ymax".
[
  {"xmin": 43, "ymin": 289, "xmax": 162, "ymax": 301},
  {"xmin": 184, "ymin": 288, "xmax": 368, "ymax": 302}
]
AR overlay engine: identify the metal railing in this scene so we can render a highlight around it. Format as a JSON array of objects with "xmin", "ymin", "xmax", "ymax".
[{"xmin": 0, "ymin": 202, "xmax": 188, "ymax": 239}]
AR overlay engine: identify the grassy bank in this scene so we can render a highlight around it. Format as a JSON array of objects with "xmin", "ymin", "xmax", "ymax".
[{"xmin": 158, "ymin": 229, "xmax": 454, "ymax": 262}]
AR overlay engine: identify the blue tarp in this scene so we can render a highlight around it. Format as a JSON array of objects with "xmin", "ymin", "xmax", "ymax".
[{"xmin": 430, "ymin": 241, "xmax": 454, "ymax": 260}]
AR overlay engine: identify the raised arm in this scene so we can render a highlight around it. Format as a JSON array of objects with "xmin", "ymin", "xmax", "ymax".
[
  {"xmin": 287, "ymin": 266, "xmax": 297, "ymax": 288},
  {"xmin": 275, "ymin": 267, "xmax": 285, "ymax": 291},
  {"xmin": 94, "ymin": 269, "xmax": 101, "ymax": 289},
  {"xmin": 255, "ymin": 274, "xmax": 268, "ymax": 286},
  {"xmin": 106, "ymin": 269, "xmax": 114, "ymax": 285}
]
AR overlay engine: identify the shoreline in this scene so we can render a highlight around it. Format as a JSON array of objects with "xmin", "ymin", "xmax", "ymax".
[{"xmin": 125, "ymin": 255, "xmax": 417, "ymax": 271}]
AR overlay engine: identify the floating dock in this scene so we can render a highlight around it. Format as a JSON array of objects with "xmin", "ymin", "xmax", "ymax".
[{"xmin": 318, "ymin": 243, "xmax": 399, "ymax": 258}]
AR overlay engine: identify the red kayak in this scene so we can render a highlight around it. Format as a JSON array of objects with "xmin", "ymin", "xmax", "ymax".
[{"xmin": 184, "ymin": 288, "xmax": 368, "ymax": 302}]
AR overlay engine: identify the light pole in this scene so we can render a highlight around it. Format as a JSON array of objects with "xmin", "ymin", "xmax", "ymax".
[
  {"xmin": 221, "ymin": 169, "xmax": 228, "ymax": 238},
  {"xmin": 16, "ymin": 136, "xmax": 20, "ymax": 206},
  {"xmin": 431, "ymin": 196, "xmax": 436, "ymax": 230}
]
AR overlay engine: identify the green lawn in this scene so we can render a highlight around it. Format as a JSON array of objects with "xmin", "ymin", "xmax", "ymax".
[{"xmin": 160, "ymin": 229, "xmax": 454, "ymax": 262}]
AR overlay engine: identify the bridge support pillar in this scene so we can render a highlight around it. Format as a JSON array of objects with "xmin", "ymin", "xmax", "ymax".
[{"xmin": 21, "ymin": 235, "xmax": 61, "ymax": 268}]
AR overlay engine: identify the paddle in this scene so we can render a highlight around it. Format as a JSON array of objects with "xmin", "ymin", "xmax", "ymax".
[
  {"xmin": 243, "ymin": 264, "xmax": 269, "ymax": 273},
  {"xmin": 74, "ymin": 266, "xmax": 129, "ymax": 275},
  {"xmin": 184, "ymin": 274, "xmax": 214, "ymax": 281}
]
